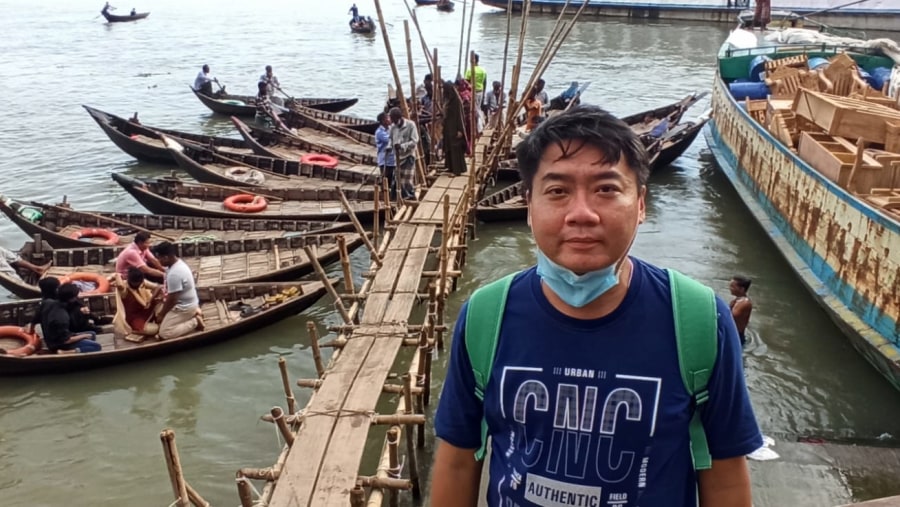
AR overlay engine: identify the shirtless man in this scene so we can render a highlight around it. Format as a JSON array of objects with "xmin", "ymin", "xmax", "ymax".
[{"xmin": 729, "ymin": 275, "xmax": 753, "ymax": 346}]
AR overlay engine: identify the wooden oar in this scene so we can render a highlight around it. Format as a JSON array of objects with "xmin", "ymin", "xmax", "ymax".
[{"xmin": 43, "ymin": 203, "xmax": 177, "ymax": 242}]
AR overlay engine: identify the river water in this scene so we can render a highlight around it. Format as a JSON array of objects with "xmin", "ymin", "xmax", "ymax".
[{"xmin": 1, "ymin": 0, "xmax": 900, "ymax": 505}]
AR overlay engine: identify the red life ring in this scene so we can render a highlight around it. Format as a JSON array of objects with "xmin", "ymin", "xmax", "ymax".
[
  {"xmin": 69, "ymin": 228, "xmax": 120, "ymax": 246},
  {"xmin": 58, "ymin": 272, "xmax": 112, "ymax": 295},
  {"xmin": 0, "ymin": 326, "xmax": 41, "ymax": 356},
  {"xmin": 223, "ymin": 194, "xmax": 269, "ymax": 213},
  {"xmin": 300, "ymin": 153, "xmax": 339, "ymax": 169}
]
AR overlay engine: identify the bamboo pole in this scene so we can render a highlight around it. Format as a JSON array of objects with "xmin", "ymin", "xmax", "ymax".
[
  {"xmin": 373, "ymin": 0, "xmax": 411, "ymax": 121},
  {"xmin": 307, "ymin": 322, "xmax": 326, "ymax": 378},
  {"xmin": 336, "ymin": 189, "xmax": 382, "ymax": 267},
  {"xmin": 382, "ymin": 177, "xmax": 393, "ymax": 223},
  {"xmin": 271, "ymin": 406, "xmax": 294, "ymax": 446},
  {"xmin": 238, "ymin": 467, "xmax": 281, "ymax": 481},
  {"xmin": 160, "ymin": 429, "xmax": 190, "ymax": 507},
  {"xmin": 337, "ymin": 235, "xmax": 355, "ymax": 295},
  {"xmin": 277, "ymin": 357, "xmax": 296, "ymax": 415},
  {"xmin": 373, "ymin": 182, "xmax": 381, "ymax": 247},
  {"xmin": 456, "ymin": 0, "xmax": 467, "ymax": 77},
  {"xmin": 438, "ymin": 194, "xmax": 450, "ymax": 298},
  {"xmin": 404, "ymin": 20, "xmax": 428, "ymax": 187},
  {"xmin": 497, "ymin": 0, "xmax": 514, "ymax": 132},
  {"xmin": 387, "ymin": 427, "xmax": 400, "ymax": 507},
  {"xmin": 463, "ymin": 0, "xmax": 477, "ymax": 87},
  {"xmin": 236, "ymin": 473, "xmax": 254, "ymax": 507},
  {"xmin": 403, "ymin": 373, "xmax": 421, "ymax": 498},
  {"xmin": 303, "ymin": 245, "xmax": 354, "ymax": 324},
  {"xmin": 506, "ymin": 0, "xmax": 532, "ymax": 127},
  {"xmin": 351, "ymin": 484, "xmax": 367, "ymax": 507},
  {"xmin": 401, "ymin": 0, "xmax": 434, "ymax": 74},
  {"xmin": 357, "ymin": 476, "xmax": 412, "ymax": 490}
]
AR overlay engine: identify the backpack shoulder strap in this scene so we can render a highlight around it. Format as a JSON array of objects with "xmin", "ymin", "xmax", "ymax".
[
  {"xmin": 464, "ymin": 272, "xmax": 518, "ymax": 461},
  {"xmin": 668, "ymin": 269, "xmax": 718, "ymax": 471}
]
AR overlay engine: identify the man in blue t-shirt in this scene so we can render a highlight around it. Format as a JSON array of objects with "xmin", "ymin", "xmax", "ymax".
[{"xmin": 432, "ymin": 106, "xmax": 762, "ymax": 506}]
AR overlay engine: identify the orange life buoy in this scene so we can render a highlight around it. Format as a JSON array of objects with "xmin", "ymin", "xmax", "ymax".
[
  {"xmin": 0, "ymin": 326, "xmax": 41, "ymax": 356},
  {"xmin": 58, "ymin": 272, "xmax": 112, "ymax": 295},
  {"xmin": 69, "ymin": 228, "xmax": 120, "ymax": 246},
  {"xmin": 300, "ymin": 153, "xmax": 339, "ymax": 169},
  {"xmin": 223, "ymin": 194, "xmax": 269, "ymax": 213}
]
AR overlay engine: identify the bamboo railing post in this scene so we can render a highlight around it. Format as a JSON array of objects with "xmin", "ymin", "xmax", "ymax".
[
  {"xmin": 337, "ymin": 235, "xmax": 355, "ymax": 295},
  {"xmin": 160, "ymin": 430, "xmax": 190, "ymax": 507},
  {"xmin": 236, "ymin": 472, "xmax": 254, "ymax": 507},
  {"xmin": 381, "ymin": 177, "xmax": 393, "ymax": 223},
  {"xmin": 271, "ymin": 406, "xmax": 294, "ymax": 446},
  {"xmin": 403, "ymin": 374, "xmax": 421, "ymax": 499},
  {"xmin": 387, "ymin": 427, "xmax": 400, "ymax": 507},
  {"xmin": 373, "ymin": 182, "xmax": 381, "ymax": 247},
  {"xmin": 439, "ymin": 194, "xmax": 451, "ymax": 297},
  {"xmin": 303, "ymin": 245, "xmax": 354, "ymax": 324},
  {"xmin": 307, "ymin": 322, "xmax": 326, "ymax": 378},
  {"xmin": 336, "ymin": 188, "xmax": 382, "ymax": 267},
  {"xmin": 277, "ymin": 357, "xmax": 296, "ymax": 415}
]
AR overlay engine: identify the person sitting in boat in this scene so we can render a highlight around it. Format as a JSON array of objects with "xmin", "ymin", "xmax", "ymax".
[
  {"xmin": 42, "ymin": 283, "xmax": 102, "ymax": 354},
  {"xmin": 152, "ymin": 241, "xmax": 204, "ymax": 340},
  {"xmin": 26, "ymin": 277, "xmax": 60, "ymax": 336},
  {"xmin": 61, "ymin": 282, "xmax": 107, "ymax": 334},
  {"xmin": 112, "ymin": 267, "xmax": 162, "ymax": 341},
  {"xmin": 524, "ymin": 88, "xmax": 543, "ymax": 132},
  {"xmin": 349, "ymin": 3, "xmax": 360, "ymax": 23},
  {"xmin": 255, "ymin": 81, "xmax": 290, "ymax": 131},
  {"xmin": 193, "ymin": 64, "xmax": 218, "ymax": 97},
  {"xmin": 130, "ymin": 7, "xmax": 136, "ymax": 16},
  {"xmin": 0, "ymin": 245, "xmax": 50, "ymax": 282},
  {"xmin": 102, "ymin": 2, "xmax": 112, "ymax": 14},
  {"xmin": 534, "ymin": 78, "xmax": 550, "ymax": 107},
  {"xmin": 115, "ymin": 232, "xmax": 165, "ymax": 282},
  {"xmin": 258, "ymin": 65, "xmax": 282, "ymax": 104}
]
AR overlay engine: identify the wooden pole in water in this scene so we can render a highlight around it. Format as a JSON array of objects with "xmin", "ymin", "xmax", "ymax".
[
  {"xmin": 160, "ymin": 429, "xmax": 190, "ymax": 507},
  {"xmin": 335, "ymin": 189, "xmax": 382, "ymax": 266},
  {"xmin": 304, "ymin": 245, "xmax": 354, "ymax": 324},
  {"xmin": 404, "ymin": 374, "xmax": 421, "ymax": 498},
  {"xmin": 373, "ymin": 0, "xmax": 412, "ymax": 121},
  {"xmin": 271, "ymin": 406, "xmax": 294, "ymax": 446},
  {"xmin": 404, "ymin": 20, "xmax": 428, "ymax": 187},
  {"xmin": 307, "ymin": 322, "xmax": 326, "ymax": 378},
  {"xmin": 236, "ymin": 471, "xmax": 254, "ymax": 507},
  {"xmin": 382, "ymin": 178, "xmax": 393, "ymax": 223},
  {"xmin": 373, "ymin": 182, "xmax": 381, "ymax": 247},
  {"xmin": 337, "ymin": 235, "xmax": 355, "ymax": 295},
  {"xmin": 387, "ymin": 427, "xmax": 400, "ymax": 507},
  {"xmin": 277, "ymin": 357, "xmax": 296, "ymax": 415}
]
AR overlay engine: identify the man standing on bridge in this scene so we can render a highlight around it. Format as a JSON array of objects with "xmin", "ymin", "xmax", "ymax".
[{"xmin": 431, "ymin": 106, "xmax": 762, "ymax": 506}]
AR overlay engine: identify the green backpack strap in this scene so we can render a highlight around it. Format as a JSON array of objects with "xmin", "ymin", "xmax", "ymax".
[
  {"xmin": 668, "ymin": 269, "xmax": 718, "ymax": 471},
  {"xmin": 464, "ymin": 272, "xmax": 518, "ymax": 461}
]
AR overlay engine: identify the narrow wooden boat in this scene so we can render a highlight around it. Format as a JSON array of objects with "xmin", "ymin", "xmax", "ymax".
[
  {"xmin": 0, "ymin": 279, "xmax": 334, "ymax": 375},
  {"xmin": 232, "ymin": 117, "xmax": 378, "ymax": 166},
  {"xmin": 101, "ymin": 10, "xmax": 149, "ymax": 22},
  {"xmin": 651, "ymin": 118, "xmax": 708, "ymax": 170},
  {"xmin": 0, "ymin": 197, "xmax": 353, "ymax": 249},
  {"xmin": 289, "ymin": 103, "xmax": 378, "ymax": 135},
  {"xmin": 162, "ymin": 136, "xmax": 380, "ymax": 198},
  {"xmin": 705, "ymin": 30, "xmax": 900, "ymax": 390},
  {"xmin": 281, "ymin": 107, "xmax": 375, "ymax": 146},
  {"xmin": 437, "ymin": 1, "xmax": 455, "ymax": 12},
  {"xmin": 0, "ymin": 233, "xmax": 361, "ymax": 299},
  {"xmin": 83, "ymin": 105, "xmax": 250, "ymax": 165},
  {"xmin": 414, "ymin": 0, "xmax": 439, "ymax": 4},
  {"xmin": 349, "ymin": 17, "xmax": 376, "ymax": 34},
  {"xmin": 111, "ymin": 173, "xmax": 380, "ymax": 222},
  {"xmin": 475, "ymin": 182, "xmax": 526, "ymax": 223},
  {"xmin": 191, "ymin": 88, "xmax": 358, "ymax": 117}
]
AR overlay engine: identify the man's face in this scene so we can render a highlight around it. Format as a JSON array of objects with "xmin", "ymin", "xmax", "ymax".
[
  {"xmin": 136, "ymin": 239, "xmax": 151, "ymax": 251},
  {"xmin": 527, "ymin": 141, "xmax": 645, "ymax": 275},
  {"xmin": 729, "ymin": 280, "xmax": 742, "ymax": 296},
  {"xmin": 390, "ymin": 112, "xmax": 402, "ymax": 124},
  {"xmin": 157, "ymin": 254, "xmax": 174, "ymax": 267}
]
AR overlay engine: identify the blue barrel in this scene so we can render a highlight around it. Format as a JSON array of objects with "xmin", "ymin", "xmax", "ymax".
[
  {"xmin": 870, "ymin": 67, "xmax": 892, "ymax": 91},
  {"xmin": 730, "ymin": 81, "xmax": 770, "ymax": 100},
  {"xmin": 748, "ymin": 55, "xmax": 772, "ymax": 82},
  {"xmin": 808, "ymin": 57, "xmax": 829, "ymax": 70}
]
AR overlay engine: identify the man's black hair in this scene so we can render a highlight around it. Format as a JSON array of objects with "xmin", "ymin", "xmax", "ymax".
[
  {"xmin": 38, "ymin": 277, "xmax": 60, "ymax": 299},
  {"xmin": 515, "ymin": 105, "xmax": 650, "ymax": 193},
  {"xmin": 127, "ymin": 266, "xmax": 145, "ymax": 286},
  {"xmin": 135, "ymin": 231, "xmax": 151, "ymax": 244},
  {"xmin": 377, "ymin": 112, "xmax": 386, "ymax": 124},
  {"xmin": 732, "ymin": 276, "xmax": 752, "ymax": 291},
  {"xmin": 57, "ymin": 282, "xmax": 80, "ymax": 303},
  {"xmin": 152, "ymin": 241, "xmax": 177, "ymax": 258}
]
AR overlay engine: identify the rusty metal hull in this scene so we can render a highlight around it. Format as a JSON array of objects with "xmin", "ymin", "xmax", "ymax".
[{"xmin": 705, "ymin": 75, "xmax": 900, "ymax": 391}]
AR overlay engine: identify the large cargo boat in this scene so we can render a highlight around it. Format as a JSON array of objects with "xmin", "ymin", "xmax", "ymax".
[
  {"xmin": 480, "ymin": 0, "xmax": 900, "ymax": 32},
  {"xmin": 704, "ymin": 28, "xmax": 900, "ymax": 390}
]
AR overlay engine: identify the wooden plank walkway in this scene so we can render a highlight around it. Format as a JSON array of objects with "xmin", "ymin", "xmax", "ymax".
[{"xmin": 267, "ymin": 174, "xmax": 472, "ymax": 506}]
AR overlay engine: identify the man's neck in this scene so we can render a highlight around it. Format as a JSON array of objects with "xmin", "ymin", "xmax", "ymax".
[{"xmin": 540, "ymin": 258, "xmax": 634, "ymax": 320}]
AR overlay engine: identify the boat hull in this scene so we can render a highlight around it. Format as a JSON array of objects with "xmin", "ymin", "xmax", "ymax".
[{"xmin": 705, "ymin": 76, "xmax": 900, "ymax": 390}]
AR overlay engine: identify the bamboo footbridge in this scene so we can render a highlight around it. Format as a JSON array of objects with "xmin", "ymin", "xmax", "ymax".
[{"xmin": 156, "ymin": 0, "xmax": 593, "ymax": 504}]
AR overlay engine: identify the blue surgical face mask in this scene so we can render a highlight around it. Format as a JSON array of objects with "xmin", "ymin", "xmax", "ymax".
[{"xmin": 535, "ymin": 249, "xmax": 620, "ymax": 308}]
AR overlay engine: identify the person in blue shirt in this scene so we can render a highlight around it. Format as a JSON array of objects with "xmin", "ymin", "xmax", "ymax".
[
  {"xmin": 432, "ymin": 106, "xmax": 762, "ymax": 507},
  {"xmin": 375, "ymin": 112, "xmax": 396, "ymax": 200},
  {"xmin": 348, "ymin": 3, "xmax": 360, "ymax": 23}
]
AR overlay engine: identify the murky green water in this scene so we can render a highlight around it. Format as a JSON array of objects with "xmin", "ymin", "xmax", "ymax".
[{"xmin": 1, "ymin": 0, "xmax": 899, "ymax": 505}]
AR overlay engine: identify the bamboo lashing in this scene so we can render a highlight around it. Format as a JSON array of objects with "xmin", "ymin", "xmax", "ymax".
[
  {"xmin": 336, "ymin": 189, "xmax": 383, "ymax": 267},
  {"xmin": 277, "ymin": 357, "xmax": 296, "ymax": 415},
  {"xmin": 46, "ymin": 203, "xmax": 177, "ymax": 242},
  {"xmin": 303, "ymin": 245, "xmax": 353, "ymax": 324},
  {"xmin": 271, "ymin": 406, "xmax": 294, "ymax": 446},
  {"xmin": 307, "ymin": 322, "xmax": 326, "ymax": 378}
]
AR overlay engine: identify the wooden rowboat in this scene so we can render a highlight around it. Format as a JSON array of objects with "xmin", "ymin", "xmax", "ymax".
[
  {"xmin": 111, "ymin": 173, "xmax": 381, "ymax": 222},
  {"xmin": 0, "ymin": 233, "xmax": 362, "ymax": 299},
  {"xmin": 289, "ymin": 104, "xmax": 378, "ymax": 135},
  {"xmin": 475, "ymin": 182, "xmax": 527, "ymax": 223},
  {"xmin": 349, "ymin": 17, "xmax": 377, "ymax": 34},
  {"xmin": 281, "ymin": 107, "xmax": 375, "ymax": 146},
  {"xmin": 232, "ymin": 117, "xmax": 378, "ymax": 166},
  {"xmin": 162, "ymin": 137, "xmax": 380, "ymax": 198},
  {"xmin": 0, "ymin": 197, "xmax": 353, "ymax": 249},
  {"xmin": 101, "ymin": 10, "xmax": 149, "ymax": 22},
  {"xmin": 0, "ymin": 279, "xmax": 333, "ymax": 375},
  {"xmin": 191, "ymin": 88, "xmax": 358, "ymax": 117},
  {"xmin": 83, "ymin": 105, "xmax": 251, "ymax": 165},
  {"xmin": 437, "ymin": 1, "xmax": 455, "ymax": 12},
  {"xmin": 651, "ymin": 118, "xmax": 708, "ymax": 170}
]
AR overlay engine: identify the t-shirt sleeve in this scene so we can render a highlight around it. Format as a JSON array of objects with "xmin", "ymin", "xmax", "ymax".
[
  {"xmin": 700, "ymin": 297, "xmax": 763, "ymax": 459},
  {"xmin": 434, "ymin": 301, "xmax": 484, "ymax": 450}
]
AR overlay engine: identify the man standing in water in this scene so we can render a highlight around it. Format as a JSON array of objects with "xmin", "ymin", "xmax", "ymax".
[
  {"xmin": 431, "ymin": 106, "xmax": 761, "ymax": 506},
  {"xmin": 730, "ymin": 275, "xmax": 753, "ymax": 346}
]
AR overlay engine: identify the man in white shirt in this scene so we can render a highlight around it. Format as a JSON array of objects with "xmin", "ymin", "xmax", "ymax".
[
  {"xmin": 388, "ymin": 107, "xmax": 419, "ymax": 201},
  {"xmin": 152, "ymin": 242, "xmax": 203, "ymax": 340},
  {"xmin": 0, "ymin": 246, "xmax": 49, "ymax": 281},
  {"xmin": 259, "ymin": 65, "xmax": 283, "ymax": 105},
  {"xmin": 193, "ymin": 64, "xmax": 218, "ymax": 97}
]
